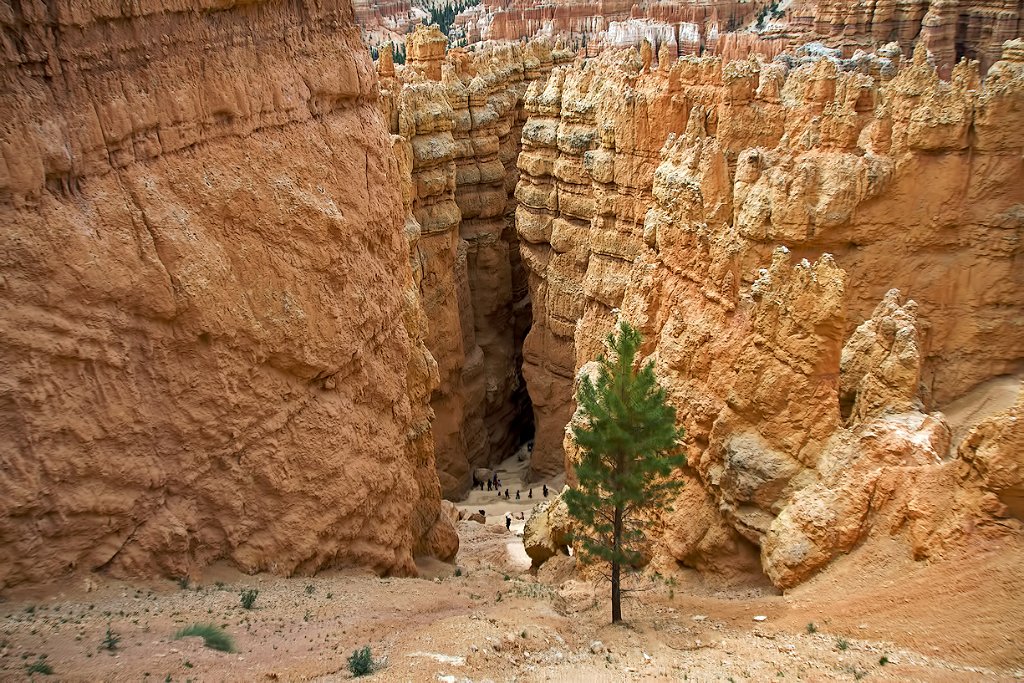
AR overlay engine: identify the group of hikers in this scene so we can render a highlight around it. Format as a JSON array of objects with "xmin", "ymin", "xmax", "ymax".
[{"xmin": 474, "ymin": 474, "xmax": 550, "ymax": 503}]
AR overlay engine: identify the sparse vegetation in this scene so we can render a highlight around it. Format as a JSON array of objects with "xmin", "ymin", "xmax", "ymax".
[
  {"xmin": 879, "ymin": 654, "xmax": 889, "ymax": 666},
  {"xmin": 102, "ymin": 625, "xmax": 121, "ymax": 651},
  {"xmin": 239, "ymin": 589, "xmax": 259, "ymax": 610},
  {"xmin": 176, "ymin": 577, "xmax": 190, "ymax": 590},
  {"xmin": 347, "ymin": 645, "xmax": 374, "ymax": 677},
  {"xmin": 806, "ymin": 622, "xmax": 817, "ymax": 634},
  {"xmin": 454, "ymin": 567, "xmax": 462, "ymax": 577},
  {"xmin": 26, "ymin": 656, "xmax": 53, "ymax": 676},
  {"xmin": 174, "ymin": 624, "xmax": 235, "ymax": 652},
  {"xmin": 304, "ymin": 584, "xmax": 315, "ymax": 595},
  {"xmin": 836, "ymin": 638, "xmax": 850, "ymax": 651}
]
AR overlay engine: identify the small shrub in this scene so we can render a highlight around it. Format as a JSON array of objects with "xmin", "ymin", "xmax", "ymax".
[
  {"xmin": 879, "ymin": 654, "xmax": 889, "ymax": 666},
  {"xmin": 176, "ymin": 577, "xmax": 190, "ymax": 590},
  {"xmin": 26, "ymin": 656, "xmax": 52, "ymax": 675},
  {"xmin": 520, "ymin": 629, "xmax": 527, "ymax": 639},
  {"xmin": 454, "ymin": 567, "xmax": 462, "ymax": 577},
  {"xmin": 836, "ymin": 638, "xmax": 849, "ymax": 651},
  {"xmin": 806, "ymin": 622, "xmax": 817, "ymax": 634},
  {"xmin": 304, "ymin": 584, "xmax": 315, "ymax": 595},
  {"xmin": 102, "ymin": 626, "xmax": 121, "ymax": 651},
  {"xmin": 173, "ymin": 624, "xmax": 234, "ymax": 652},
  {"xmin": 347, "ymin": 645, "xmax": 374, "ymax": 677},
  {"xmin": 239, "ymin": 589, "xmax": 259, "ymax": 610}
]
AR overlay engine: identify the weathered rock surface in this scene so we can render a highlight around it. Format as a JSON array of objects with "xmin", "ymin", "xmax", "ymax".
[
  {"xmin": 518, "ymin": 41, "xmax": 1024, "ymax": 587},
  {"xmin": 523, "ymin": 487, "xmax": 573, "ymax": 571},
  {"xmin": 379, "ymin": 28, "xmax": 574, "ymax": 496},
  {"xmin": 810, "ymin": 0, "xmax": 1023, "ymax": 76},
  {"xmin": 0, "ymin": 0, "xmax": 456, "ymax": 589}
]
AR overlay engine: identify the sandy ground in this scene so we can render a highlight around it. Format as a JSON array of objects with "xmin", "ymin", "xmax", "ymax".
[
  {"xmin": 939, "ymin": 374, "xmax": 1022, "ymax": 454},
  {"xmin": 2, "ymin": 448, "xmax": 1022, "ymax": 681},
  {"xmin": 2, "ymin": 519, "xmax": 1022, "ymax": 682}
]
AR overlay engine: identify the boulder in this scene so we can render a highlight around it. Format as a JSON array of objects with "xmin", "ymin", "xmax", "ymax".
[{"xmin": 523, "ymin": 487, "xmax": 573, "ymax": 571}]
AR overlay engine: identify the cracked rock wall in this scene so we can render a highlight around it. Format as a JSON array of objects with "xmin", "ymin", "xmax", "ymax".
[{"xmin": 0, "ymin": 0, "xmax": 456, "ymax": 589}]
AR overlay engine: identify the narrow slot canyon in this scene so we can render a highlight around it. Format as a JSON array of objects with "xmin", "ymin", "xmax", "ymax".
[{"xmin": 378, "ymin": 29, "xmax": 569, "ymax": 497}]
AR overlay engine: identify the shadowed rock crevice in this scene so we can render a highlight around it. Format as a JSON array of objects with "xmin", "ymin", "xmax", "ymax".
[{"xmin": 378, "ymin": 27, "xmax": 572, "ymax": 497}]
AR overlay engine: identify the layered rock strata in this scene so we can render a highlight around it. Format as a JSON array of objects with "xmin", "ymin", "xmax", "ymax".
[
  {"xmin": 518, "ymin": 41, "xmax": 1024, "ymax": 584},
  {"xmin": 0, "ymin": 0, "xmax": 456, "ymax": 589},
  {"xmin": 469, "ymin": 0, "xmax": 764, "ymax": 46},
  {"xmin": 811, "ymin": 0, "xmax": 1023, "ymax": 76},
  {"xmin": 379, "ymin": 27, "xmax": 574, "ymax": 496}
]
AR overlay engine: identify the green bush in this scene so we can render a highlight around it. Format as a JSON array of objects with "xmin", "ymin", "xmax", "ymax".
[
  {"xmin": 347, "ymin": 645, "xmax": 374, "ymax": 677},
  {"xmin": 26, "ymin": 656, "xmax": 52, "ymax": 675},
  {"xmin": 239, "ymin": 589, "xmax": 259, "ymax": 610},
  {"xmin": 102, "ymin": 626, "xmax": 121, "ymax": 651},
  {"xmin": 174, "ymin": 624, "xmax": 235, "ymax": 652}
]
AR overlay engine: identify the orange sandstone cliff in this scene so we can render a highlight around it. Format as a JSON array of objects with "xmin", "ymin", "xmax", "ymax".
[
  {"xmin": 0, "ymin": 0, "xmax": 457, "ymax": 589},
  {"xmin": 519, "ymin": 41, "xmax": 1024, "ymax": 585}
]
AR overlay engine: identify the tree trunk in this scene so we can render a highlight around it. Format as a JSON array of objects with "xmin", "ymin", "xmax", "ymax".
[{"xmin": 611, "ymin": 503, "xmax": 622, "ymax": 623}]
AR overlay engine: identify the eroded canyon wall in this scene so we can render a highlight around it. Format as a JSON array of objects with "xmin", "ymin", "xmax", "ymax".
[
  {"xmin": 378, "ymin": 27, "xmax": 574, "ymax": 496},
  {"xmin": 809, "ymin": 0, "xmax": 1023, "ymax": 76},
  {"xmin": 0, "ymin": 0, "xmax": 457, "ymax": 589},
  {"xmin": 520, "ymin": 41, "xmax": 1024, "ymax": 584}
]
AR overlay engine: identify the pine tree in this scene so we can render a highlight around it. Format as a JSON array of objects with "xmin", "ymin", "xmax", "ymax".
[{"xmin": 564, "ymin": 320, "xmax": 686, "ymax": 623}]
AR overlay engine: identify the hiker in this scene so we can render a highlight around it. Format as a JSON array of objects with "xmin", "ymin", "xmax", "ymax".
[
  {"xmin": 516, "ymin": 490, "xmax": 521, "ymax": 500},
  {"xmin": 528, "ymin": 488, "xmax": 533, "ymax": 499},
  {"xmin": 543, "ymin": 484, "xmax": 548, "ymax": 498},
  {"xmin": 478, "ymin": 509, "xmax": 486, "ymax": 517},
  {"xmin": 487, "ymin": 480, "xmax": 492, "ymax": 491},
  {"xmin": 505, "ymin": 513, "xmax": 512, "ymax": 530},
  {"xmin": 505, "ymin": 489, "xmax": 510, "ymax": 499}
]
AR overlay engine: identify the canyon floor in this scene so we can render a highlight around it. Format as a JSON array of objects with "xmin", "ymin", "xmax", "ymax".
[{"xmin": 2, "ymin": 496, "xmax": 1022, "ymax": 682}]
